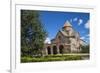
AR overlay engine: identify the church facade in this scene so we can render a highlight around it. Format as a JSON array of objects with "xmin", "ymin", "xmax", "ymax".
[{"xmin": 43, "ymin": 21, "xmax": 86, "ymax": 55}]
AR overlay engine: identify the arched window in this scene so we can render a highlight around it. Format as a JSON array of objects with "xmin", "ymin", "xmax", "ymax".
[
  {"xmin": 58, "ymin": 36, "xmax": 61, "ymax": 41},
  {"xmin": 57, "ymin": 36, "xmax": 62, "ymax": 43},
  {"xmin": 66, "ymin": 30, "xmax": 69, "ymax": 35},
  {"xmin": 65, "ymin": 37, "xmax": 71, "ymax": 44}
]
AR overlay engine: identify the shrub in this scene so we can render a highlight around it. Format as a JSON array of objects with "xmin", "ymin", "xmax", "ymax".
[
  {"xmin": 81, "ymin": 45, "xmax": 89, "ymax": 53},
  {"xmin": 21, "ymin": 54, "xmax": 85, "ymax": 63}
]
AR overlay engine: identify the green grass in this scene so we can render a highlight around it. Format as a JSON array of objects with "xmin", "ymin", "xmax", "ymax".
[{"xmin": 21, "ymin": 54, "xmax": 89, "ymax": 63}]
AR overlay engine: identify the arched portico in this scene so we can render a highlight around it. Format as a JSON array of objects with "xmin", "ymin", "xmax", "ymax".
[
  {"xmin": 47, "ymin": 46, "xmax": 51, "ymax": 55},
  {"xmin": 53, "ymin": 46, "xmax": 57, "ymax": 54},
  {"xmin": 59, "ymin": 45, "xmax": 64, "ymax": 54}
]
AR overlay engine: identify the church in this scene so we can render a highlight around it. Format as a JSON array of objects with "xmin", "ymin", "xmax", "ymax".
[{"xmin": 43, "ymin": 21, "xmax": 86, "ymax": 55}]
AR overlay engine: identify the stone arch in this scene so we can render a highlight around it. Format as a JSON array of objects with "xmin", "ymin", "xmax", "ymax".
[
  {"xmin": 59, "ymin": 45, "xmax": 64, "ymax": 54},
  {"xmin": 47, "ymin": 46, "xmax": 51, "ymax": 55},
  {"xmin": 53, "ymin": 46, "xmax": 57, "ymax": 54}
]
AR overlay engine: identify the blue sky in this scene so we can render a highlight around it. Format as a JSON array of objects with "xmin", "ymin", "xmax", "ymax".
[{"xmin": 39, "ymin": 11, "xmax": 90, "ymax": 44}]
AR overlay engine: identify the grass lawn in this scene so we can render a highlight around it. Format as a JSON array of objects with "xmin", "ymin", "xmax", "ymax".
[{"xmin": 21, "ymin": 54, "xmax": 89, "ymax": 63}]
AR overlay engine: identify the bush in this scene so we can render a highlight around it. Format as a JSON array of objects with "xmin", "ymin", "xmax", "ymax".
[
  {"xmin": 81, "ymin": 45, "xmax": 89, "ymax": 53},
  {"xmin": 21, "ymin": 54, "xmax": 84, "ymax": 63}
]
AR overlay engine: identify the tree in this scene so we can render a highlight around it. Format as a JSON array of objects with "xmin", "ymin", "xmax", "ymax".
[
  {"xmin": 80, "ymin": 45, "xmax": 89, "ymax": 53},
  {"xmin": 21, "ymin": 10, "xmax": 47, "ymax": 57}
]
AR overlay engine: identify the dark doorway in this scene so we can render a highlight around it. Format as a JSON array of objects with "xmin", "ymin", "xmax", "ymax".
[
  {"xmin": 53, "ymin": 46, "xmax": 57, "ymax": 54},
  {"xmin": 47, "ymin": 46, "xmax": 51, "ymax": 54},
  {"xmin": 59, "ymin": 45, "xmax": 64, "ymax": 54}
]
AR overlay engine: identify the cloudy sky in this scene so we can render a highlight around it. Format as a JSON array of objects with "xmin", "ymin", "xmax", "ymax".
[{"xmin": 39, "ymin": 11, "xmax": 90, "ymax": 44}]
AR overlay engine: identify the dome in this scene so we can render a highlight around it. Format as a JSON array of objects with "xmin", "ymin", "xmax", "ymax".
[{"xmin": 63, "ymin": 20, "xmax": 72, "ymax": 28}]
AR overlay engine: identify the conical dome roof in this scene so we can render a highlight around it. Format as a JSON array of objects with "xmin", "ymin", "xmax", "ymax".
[{"xmin": 63, "ymin": 20, "xmax": 72, "ymax": 27}]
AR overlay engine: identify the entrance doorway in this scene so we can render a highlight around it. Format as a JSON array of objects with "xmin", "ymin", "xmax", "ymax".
[
  {"xmin": 59, "ymin": 45, "xmax": 64, "ymax": 54},
  {"xmin": 47, "ymin": 46, "xmax": 51, "ymax": 55},
  {"xmin": 53, "ymin": 46, "xmax": 57, "ymax": 54}
]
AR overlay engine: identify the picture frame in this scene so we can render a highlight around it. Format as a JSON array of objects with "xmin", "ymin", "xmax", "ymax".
[{"xmin": 11, "ymin": 0, "xmax": 96, "ymax": 73}]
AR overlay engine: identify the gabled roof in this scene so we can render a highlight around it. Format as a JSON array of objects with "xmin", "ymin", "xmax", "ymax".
[
  {"xmin": 59, "ymin": 29, "xmax": 78, "ymax": 37},
  {"xmin": 51, "ymin": 20, "xmax": 79, "ymax": 40},
  {"xmin": 60, "ymin": 30, "xmax": 68, "ymax": 36},
  {"xmin": 53, "ymin": 30, "xmax": 68, "ymax": 40}
]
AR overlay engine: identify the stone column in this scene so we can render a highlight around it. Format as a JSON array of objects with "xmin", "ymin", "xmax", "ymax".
[
  {"xmin": 50, "ymin": 46, "xmax": 53, "ymax": 55},
  {"xmin": 57, "ymin": 45, "xmax": 60, "ymax": 54},
  {"xmin": 45, "ymin": 48, "xmax": 48, "ymax": 55}
]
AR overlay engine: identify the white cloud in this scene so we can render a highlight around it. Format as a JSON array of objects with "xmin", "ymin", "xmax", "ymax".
[
  {"xmin": 85, "ymin": 20, "xmax": 90, "ymax": 29},
  {"xmin": 86, "ymin": 34, "xmax": 90, "ymax": 37},
  {"xmin": 80, "ymin": 36, "xmax": 85, "ymax": 40},
  {"xmin": 70, "ymin": 19, "xmax": 72, "ymax": 22},
  {"xmin": 81, "ymin": 34, "xmax": 90, "ymax": 40},
  {"xmin": 80, "ymin": 34, "xmax": 90, "ymax": 44},
  {"xmin": 73, "ymin": 17, "xmax": 78, "ymax": 21},
  {"xmin": 73, "ymin": 18, "xmax": 83, "ymax": 26},
  {"xmin": 78, "ymin": 19, "xmax": 83, "ymax": 25},
  {"xmin": 44, "ymin": 37, "xmax": 51, "ymax": 44}
]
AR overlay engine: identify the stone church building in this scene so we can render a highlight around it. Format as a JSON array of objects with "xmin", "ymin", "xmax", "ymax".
[{"xmin": 43, "ymin": 21, "xmax": 86, "ymax": 55}]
